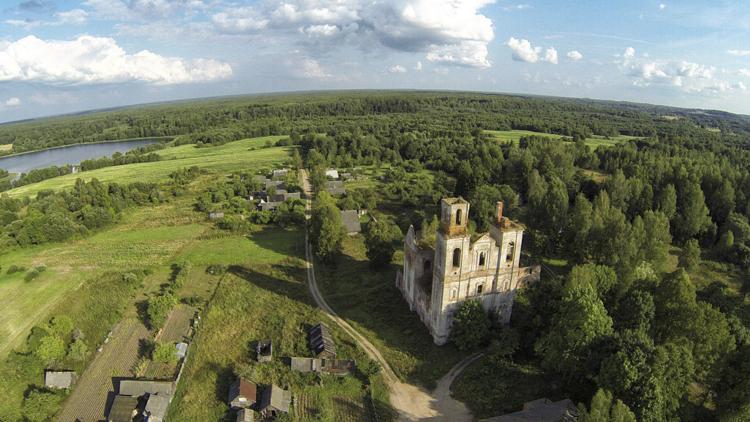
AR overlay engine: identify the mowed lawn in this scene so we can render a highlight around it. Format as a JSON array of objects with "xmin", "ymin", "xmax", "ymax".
[
  {"xmin": 484, "ymin": 129, "xmax": 640, "ymax": 148},
  {"xmin": 4, "ymin": 136, "xmax": 291, "ymax": 198}
]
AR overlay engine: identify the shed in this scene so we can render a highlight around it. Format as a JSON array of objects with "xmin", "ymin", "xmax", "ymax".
[
  {"xmin": 340, "ymin": 210, "xmax": 361, "ymax": 235},
  {"xmin": 290, "ymin": 357, "xmax": 316, "ymax": 373},
  {"xmin": 228, "ymin": 378, "xmax": 258, "ymax": 409},
  {"xmin": 265, "ymin": 179, "xmax": 285, "ymax": 191},
  {"xmin": 175, "ymin": 342, "xmax": 188, "ymax": 359},
  {"xmin": 289, "ymin": 357, "xmax": 355, "ymax": 376},
  {"xmin": 209, "ymin": 212, "xmax": 225, "ymax": 220},
  {"xmin": 144, "ymin": 394, "xmax": 170, "ymax": 422},
  {"xmin": 325, "ymin": 169, "xmax": 339, "ymax": 179},
  {"xmin": 255, "ymin": 340, "xmax": 273, "ymax": 362},
  {"xmin": 236, "ymin": 408, "xmax": 255, "ymax": 422},
  {"xmin": 108, "ymin": 395, "xmax": 138, "ymax": 422},
  {"xmin": 270, "ymin": 190, "xmax": 288, "ymax": 202},
  {"xmin": 260, "ymin": 201, "xmax": 281, "ymax": 212},
  {"xmin": 44, "ymin": 370, "xmax": 77, "ymax": 389},
  {"xmin": 272, "ymin": 169, "xmax": 289, "ymax": 180},
  {"xmin": 308, "ymin": 322, "xmax": 336, "ymax": 359},
  {"xmin": 258, "ymin": 385, "xmax": 291, "ymax": 417},
  {"xmin": 118, "ymin": 380, "xmax": 173, "ymax": 397},
  {"xmin": 326, "ymin": 181, "xmax": 346, "ymax": 196}
]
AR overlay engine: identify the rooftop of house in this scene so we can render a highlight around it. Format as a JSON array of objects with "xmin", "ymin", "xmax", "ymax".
[
  {"xmin": 145, "ymin": 394, "xmax": 171, "ymax": 419},
  {"xmin": 118, "ymin": 380, "xmax": 173, "ymax": 397},
  {"xmin": 229, "ymin": 378, "xmax": 258, "ymax": 402},
  {"xmin": 108, "ymin": 395, "xmax": 138, "ymax": 422},
  {"xmin": 44, "ymin": 370, "xmax": 76, "ymax": 389},
  {"xmin": 259, "ymin": 385, "xmax": 291, "ymax": 413},
  {"xmin": 340, "ymin": 210, "xmax": 361, "ymax": 233}
]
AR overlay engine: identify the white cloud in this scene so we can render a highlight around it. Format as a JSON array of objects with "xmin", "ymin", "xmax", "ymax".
[
  {"xmin": 624, "ymin": 47, "xmax": 636, "ymax": 58},
  {"xmin": 566, "ymin": 50, "xmax": 583, "ymax": 61},
  {"xmin": 728, "ymin": 49, "xmax": 750, "ymax": 57},
  {"xmin": 543, "ymin": 47, "xmax": 558, "ymax": 64},
  {"xmin": 388, "ymin": 64, "xmax": 407, "ymax": 73},
  {"xmin": 212, "ymin": 7, "xmax": 268, "ymax": 33},
  {"xmin": 503, "ymin": 4, "xmax": 531, "ymax": 11},
  {"xmin": 415, "ymin": 61, "xmax": 423, "ymax": 70},
  {"xmin": 298, "ymin": 58, "xmax": 330, "ymax": 79},
  {"xmin": 5, "ymin": 97, "xmax": 20, "ymax": 107},
  {"xmin": 506, "ymin": 37, "xmax": 540, "ymax": 62},
  {"xmin": 210, "ymin": 0, "xmax": 496, "ymax": 68},
  {"xmin": 84, "ymin": 0, "xmax": 205, "ymax": 20},
  {"xmin": 0, "ymin": 35, "xmax": 232, "ymax": 85},
  {"xmin": 739, "ymin": 68, "xmax": 750, "ymax": 77},
  {"xmin": 55, "ymin": 9, "xmax": 88, "ymax": 25},
  {"xmin": 659, "ymin": 3, "xmax": 666, "ymax": 11},
  {"xmin": 506, "ymin": 38, "xmax": 557, "ymax": 64}
]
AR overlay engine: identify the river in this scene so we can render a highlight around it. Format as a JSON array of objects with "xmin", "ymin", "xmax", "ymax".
[{"xmin": 0, "ymin": 139, "xmax": 160, "ymax": 174}]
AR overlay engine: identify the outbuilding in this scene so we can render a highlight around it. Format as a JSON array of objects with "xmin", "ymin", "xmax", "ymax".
[{"xmin": 228, "ymin": 378, "xmax": 257, "ymax": 409}]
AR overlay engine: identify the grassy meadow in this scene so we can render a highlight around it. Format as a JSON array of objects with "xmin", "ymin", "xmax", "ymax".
[
  {"xmin": 484, "ymin": 129, "xmax": 641, "ymax": 149},
  {"xmin": 4, "ymin": 136, "xmax": 291, "ymax": 198}
]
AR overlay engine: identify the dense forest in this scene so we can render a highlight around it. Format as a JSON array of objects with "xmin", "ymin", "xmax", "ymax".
[{"xmin": 2, "ymin": 91, "xmax": 750, "ymax": 421}]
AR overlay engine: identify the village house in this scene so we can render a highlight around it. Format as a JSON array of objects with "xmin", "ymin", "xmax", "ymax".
[
  {"xmin": 308, "ymin": 322, "xmax": 336, "ymax": 359},
  {"xmin": 228, "ymin": 378, "xmax": 258, "ymax": 409},
  {"xmin": 44, "ymin": 370, "xmax": 77, "ymax": 389},
  {"xmin": 325, "ymin": 180, "xmax": 346, "ymax": 196},
  {"xmin": 144, "ymin": 394, "xmax": 171, "ymax": 422},
  {"xmin": 108, "ymin": 395, "xmax": 138, "ymax": 422},
  {"xmin": 272, "ymin": 169, "xmax": 289, "ymax": 180},
  {"xmin": 289, "ymin": 357, "xmax": 356, "ymax": 376},
  {"xmin": 340, "ymin": 210, "xmax": 362, "ymax": 235},
  {"xmin": 397, "ymin": 198, "xmax": 541, "ymax": 345},
  {"xmin": 258, "ymin": 385, "xmax": 292, "ymax": 418}
]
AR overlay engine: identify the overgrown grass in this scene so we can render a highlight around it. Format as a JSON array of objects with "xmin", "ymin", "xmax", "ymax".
[
  {"xmin": 451, "ymin": 356, "xmax": 565, "ymax": 418},
  {"xmin": 315, "ymin": 235, "xmax": 466, "ymax": 389},
  {"xmin": 168, "ymin": 228, "xmax": 389, "ymax": 421},
  {"xmin": 484, "ymin": 129, "xmax": 640, "ymax": 149}
]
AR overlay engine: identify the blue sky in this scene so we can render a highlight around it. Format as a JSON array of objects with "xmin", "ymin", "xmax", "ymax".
[{"xmin": 1, "ymin": 0, "xmax": 749, "ymax": 122}]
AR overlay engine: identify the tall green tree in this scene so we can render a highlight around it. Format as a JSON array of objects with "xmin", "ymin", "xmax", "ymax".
[
  {"xmin": 678, "ymin": 239, "xmax": 701, "ymax": 271},
  {"xmin": 364, "ymin": 218, "xmax": 402, "ymax": 268},
  {"xmin": 310, "ymin": 191, "xmax": 346, "ymax": 263},
  {"xmin": 674, "ymin": 180, "xmax": 710, "ymax": 242},
  {"xmin": 450, "ymin": 299, "xmax": 491, "ymax": 351},
  {"xmin": 578, "ymin": 389, "xmax": 637, "ymax": 422}
]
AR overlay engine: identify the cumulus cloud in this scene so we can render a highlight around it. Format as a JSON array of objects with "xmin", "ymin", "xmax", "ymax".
[
  {"xmin": 740, "ymin": 68, "xmax": 750, "ymax": 77},
  {"xmin": 728, "ymin": 49, "xmax": 750, "ymax": 57},
  {"xmin": 210, "ymin": 0, "xmax": 496, "ymax": 68},
  {"xmin": 659, "ymin": 3, "xmax": 666, "ymax": 11},
  {"xmin": 617, "ymin": 47, "xmax": 742, "ymax": 95},
  {"xmin": 388, "ymin": 64, "xmax": 407, "ymax": 73},
  {"xmin": 543, "ymin": 47, "xmax": 558, "ymax": 64},
  {"xmin": 566, "ymin": 50, "xmax": 583, "ymax": 61},
  {"xmin": 415, "ymin": 61, "xmax": 423, "ymax": 70},
  {"xmin": 293, "ymin": 58, "xmax": 330, "ymax": 79},
  {"xmin": 84, "ymin": 0, "xmax": 205, "ymax": 20},
  {"xmin": 4, "ymin": 8, "xmax": 88, "ymax": 29},
  {"xmin": 506, "ymin": 38, "xmax": 558, "ymax": 64},
  {"xmin": 0, "ymin": 35, "xmax": 232, "ymax": 85},
  {"xmin": 5, "ymin": 97, "xmax": 21, "ymax": 107}
]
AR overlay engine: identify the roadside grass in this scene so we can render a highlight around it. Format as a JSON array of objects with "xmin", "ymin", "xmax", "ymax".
[
  {"xmin": 179, "ymin": 228, "xmax": 302, "ymax": 266},
  {"xmin": 451, "ymin": 357, "xmax": 565, "ymax": 418},
  {"xmin": 314, "ymin": 235, "xmax": 466, "ymax": 389},
  {"xmin": 168, "ymin": 227, "xmax": 388, "ymax": 421},
  {"xmin": 4, "ymin": 136, "xmax": 291, "ymax": 198}
]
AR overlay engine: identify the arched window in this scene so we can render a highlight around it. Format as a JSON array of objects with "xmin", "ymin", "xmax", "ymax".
[
  {"xmin": 476, "ymin": 284, "xmax": 484, "ymax": 295},
  {"xmin": 478, "ymin": 252, "xmax": 486, "ymax": 267},
  {"xmin": 456, "ymin": 208, "xmax": 463, "ymax": 225},
  {"xmin": 506, "ymin": 242, "xmax": 515, "ymax": 262},
  {"xmin": 450, "ymin": 288, "xmax": 458, "ymax": 300},
  {"xmin": 452, "ymin": 248, "xmax": 461, "ymax": 267}
]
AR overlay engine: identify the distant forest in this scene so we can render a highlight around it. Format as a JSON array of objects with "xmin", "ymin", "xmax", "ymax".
[{"xmin": 1, "ymin": 91, "xmax": 749, "ymax": 154}]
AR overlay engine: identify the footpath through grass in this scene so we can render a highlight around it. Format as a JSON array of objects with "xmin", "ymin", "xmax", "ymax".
[
  {"xmin": 168, "ymin": 227, "xmax": 390, "ymax": 421},
  {"xmin": 314, "ymin": 235, "xmax": 466, "ymax": 389}
]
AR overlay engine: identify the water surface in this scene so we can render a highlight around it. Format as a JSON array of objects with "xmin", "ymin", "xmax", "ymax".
[{"xmin": 0, "ymin": 139, "xmax": 160, "ymax": 174}]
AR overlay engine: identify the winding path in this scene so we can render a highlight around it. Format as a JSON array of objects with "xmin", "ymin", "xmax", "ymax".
[{"xmin": 300, "ymin": 170, "xmax": 480, "ymax": 421}]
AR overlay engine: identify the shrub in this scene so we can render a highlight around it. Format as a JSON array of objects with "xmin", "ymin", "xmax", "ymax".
[
  {"xmin": 450, "ymin": 299, "xmax": 491, "ymax": 351},
  {"xmin": 152, "ymin": 342, "xmax": 178, "ymax": 364},
  {"xmin": 34, "ymin": 335, "xmax": 66, "ymax": 364},
  {"xmin": 24, "ymin": 265, "xmax": 47, "ymax": 281},
  {"xmin": 22, "ymin": 389, "xmax": 64, "ymax": 422},
  {"xmin": 48, "ymin": 315, "xmax": 74, "ymax": 338},
  {"xmin": 7, "ymin": 264, "xmax": 26, "ymax": 274},
  {"xmin": 67, "ymin": 339, "xmax": 88, "ymax": 362},
  {"xmin": 206, "ymin": 264, "xmax": 227, "ymax": 275},
  {"xmin": 146, "ymin": 293, "xmax": 176, "ymax": 330}
]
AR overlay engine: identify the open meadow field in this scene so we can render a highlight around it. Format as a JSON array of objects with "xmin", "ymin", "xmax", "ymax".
[
  {"xmin": 484, "ymin": 129, "xmax": 641, "ymax": 148},
  {"xmin": 4, "ymin": 136, "xmax": 290, "ymax": 198}
]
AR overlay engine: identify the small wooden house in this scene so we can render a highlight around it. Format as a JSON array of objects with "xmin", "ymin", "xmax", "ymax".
[
  {"xmin": 308, "ymin": 323, "xmax": 336, "ymax": 359},
  {"xmin": 255, "ymin": 340, "xmax": 273, "ymax": 363},
  {"xmin": 258, "ymin": 385, "xmax": 291, "ymax": 418},
  {"xmin": 228, "ymin": 378, "xmax": 257, "ymax": 409}
]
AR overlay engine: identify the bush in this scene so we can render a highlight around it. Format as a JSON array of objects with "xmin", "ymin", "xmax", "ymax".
[
  {"xmin": 152, "ymin": 342, "xmax": 178, "ymax": 364},
  {"xmin": 7, "ymin": 264, "xmax": 26, "ymax": 274},
  {"xmin": 22, "ymin": 389, "xmax": 64, "ymax": 422},
  {"xmin": 34, "ymin": 335, "xmax": 66, "ymax": 364},
  {"xmin": 67, "ymin": 339, "xmax": 88, "ymax": 362},
  {"xmin": 206, "ymin": 264, "xmax": 227, "ymax": 275},
  {"xmin": 48, "ymin": 315, "xmax": 74, "ymax": 338},
  {"xmin": 450, "ymin": 299, "xmax": 491, "ymax": 351},
  {"xmin": 146, "ymin": 293, "xmax": 176, "ymax": 330}
]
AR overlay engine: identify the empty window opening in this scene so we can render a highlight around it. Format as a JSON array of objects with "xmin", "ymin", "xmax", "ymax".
[
  {"xmin": 478, "ymin": 252, "xmax": 486, "ymax": 267},
  {"xmin": 506, "ymin": 242, "xmax": 515, "ymax": 262},
  {"xmin": 456, "ymin": 208, "xmax": 463, "ymax": 225},
  {"xmin": 452, "ymin": 248, "xmax": 461, "ymax": 267},
  {"xmin": 450, "ymin": 288, "xmax": 458, "ymax": 300},
  {"xmin": 476, "ymin": 284, "xmax": 484, "ymax": 295}
]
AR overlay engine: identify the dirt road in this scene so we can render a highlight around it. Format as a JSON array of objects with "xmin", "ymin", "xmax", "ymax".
[{"xmin": 300, "ymin": 170, "xmax": 478, "ymax": 421}]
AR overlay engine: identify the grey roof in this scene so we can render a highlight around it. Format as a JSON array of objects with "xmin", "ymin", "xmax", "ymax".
[
  {"xmin": 259, "ymin": 385, "xmax": 291, "ymax": 413},
  {"xmin": 480, "ymin": 398, "xmax": 578, "ymax": 422},
  {"xmin": 118, "ymin": 380, "xmax": 173, "ymax": 397},
  {"xmin": 228, "ymin": 378, "xmax": 257, "ymax": 408},
  {"xmin": 326, "ymin": 181, "xmax": 346, "ymax": 195},
  {"xmin": 340, "ymin": 210, "xmax": 361, "ymax": 234},
  {"xmin": 272, "ymin": 169, "xmax": 289, "ymax": 180},
  {"xmin": 260, "ymin": 201, "xmax": 281, "ymax": 211},
  {"xmin": 265, "ymin": 179, "xmax": 285, "ymax": 191},
  {"xmin": 289, "ymin": 357, "xmax": 355, "ymax": 375},
  {"xmin": 290, "ymin": 357, "xmax": 316, "ymax": 373},
  {"xmin": 144, "ymin": 394, "xmax": 171, "ymax": 421},
  {"xmin": 236, "ymin": 408, "xmax": 254, "ymax": 422},
  {"xmin": 308, "ymin": 323, "xmax": 336, "ymax": 358},
  {"xmin": 45, "ymin": 370, "xmax": 76, "ymax": 389},
  {"xmin": 176, "ymin": 342, "xmax": 188, "ymax": 359},
  {"xmin": 108, "ymin": 395, "xmax": 138, "ymax": 422}
]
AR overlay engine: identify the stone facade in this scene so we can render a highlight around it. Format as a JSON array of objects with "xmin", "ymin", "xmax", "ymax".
[{"xmin": 396, "ymin": 197, "xmax": 541, "ymax": 345}]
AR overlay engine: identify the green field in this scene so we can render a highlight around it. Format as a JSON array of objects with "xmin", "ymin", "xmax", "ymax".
[
  {"xmin": 484, "ymin": 129, "xmax": 641, "ymax": 148},
  {"xmin": 4, "ymin": 136, "xmax": 291, "ymax": 198}
]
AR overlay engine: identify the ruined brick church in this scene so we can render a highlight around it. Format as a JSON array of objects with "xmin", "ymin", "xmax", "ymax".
[{"xmin": 396, "ymin": 198, "xmax": 541, "ymax": 345}]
